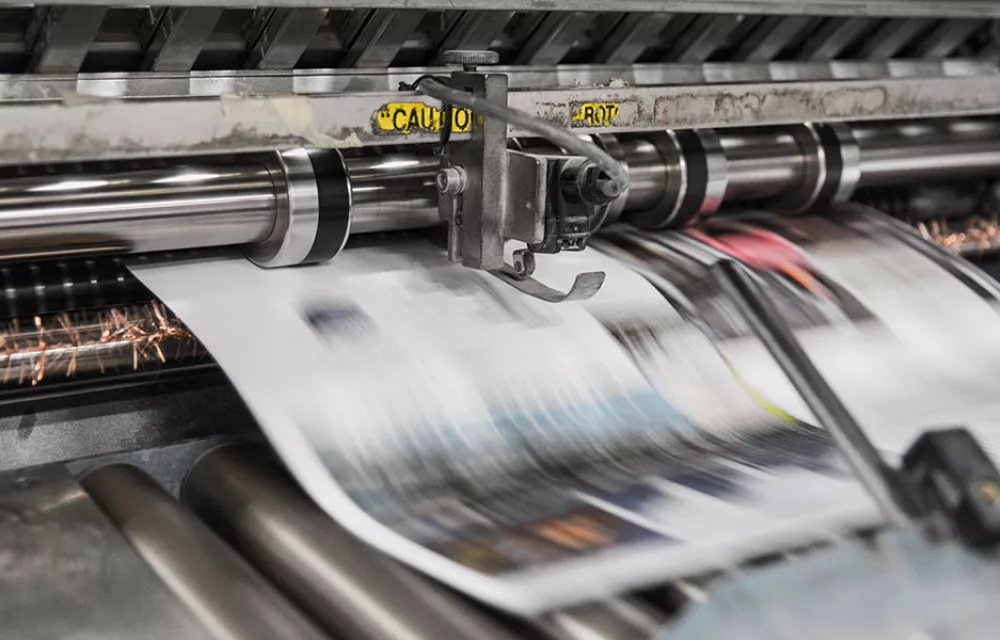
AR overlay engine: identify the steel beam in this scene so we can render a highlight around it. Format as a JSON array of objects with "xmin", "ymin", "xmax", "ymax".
[
  {"xmin": 913, "ymin": 19, "xmax": 984, "ymax": 59},
  {"xmin": 340, "ymin": 9, "xmax": 426, "ymax": 68},
  {"xmin": 859, "ymin": 18, "xmax": 933, "ymax": 59},
  {"xmin": 736, "ymin": 15, "xmax": 815, "ymax": 62},
  {"xmin": 27, "ymin": 7, "xmax": 106, "ymax": 73},
  {"xmin": 1, "ymin": 1, "xmax": 1000, "ymax": 19},
  {"xmin": 0, "ymin": 75, "xmax": 999, "ymax": 164},
  {"xmin": 245, "ymin": 8, "xmax": 327, "ymax": 70},
  {"xmin": 142, "ymin": 8, "xmax": 223, "ymax": 72},
  {"xmin": 800, "ymin": 17, "xmax": 873, "ymax": 61},
  {"xmin": 665, "ymin": 14, "xmax": 743, "ymax": 63},
  {"xmin": 593, "ymin": 13, "xmax": 673, "ymax": 64},
  {"xmin": 0, "ymin": 59, "xmax": 993, "ymax": 100},
  {"xmin": 514, "ymin": 11, "xmax": 594, "ymax": 65},
  {"xmin": 435, "ymin": 10, "xmax": 512, "ymax": 61}
]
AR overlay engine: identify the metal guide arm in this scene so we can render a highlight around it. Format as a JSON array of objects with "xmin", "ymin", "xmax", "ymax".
[
  {"xmin": 403, "ymin": 49, "xmax": 630, "ymax": 302},
  {"xmin": 712, "ymin": 258, "xmax": 1000, "ymax": 546}
]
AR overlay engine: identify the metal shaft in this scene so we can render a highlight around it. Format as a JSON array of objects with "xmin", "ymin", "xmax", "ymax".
[
  {"xmin": 343, "ymin": 151, "xmax": 441, "ymax": 234},
  {"xmin": 0, "ymin": 162, "xmax": 277, "ymax": 262},
  {"xmin": 81, "ymin": 464, "xmax": 331, "ymax": 640},
  {"xmin": 721, "ymin": 130, "xmax": 806, "ymax": 201},
  {"xmin": 711, "ymin": 260, "xmax": 914, "ymax": 525},
  {"xmin": 855, "ymin": 120, "xmax": 1000, "ymax": 187},
  {"xmin": 0, "ymin": 119, "xmax": 997, "ymax": 262},
  {"xmin": 183, "ymin": 445, "xmax": 520, "ymax": 640}
]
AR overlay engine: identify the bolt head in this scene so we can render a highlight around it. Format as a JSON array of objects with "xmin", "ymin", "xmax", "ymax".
[{"xmin": 436, "ymin": 166, "xmax": 466, "ymax": 195}]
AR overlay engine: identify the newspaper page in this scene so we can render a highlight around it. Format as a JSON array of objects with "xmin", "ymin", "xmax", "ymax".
[
  {"xmin": 129, "ymin": 239, "xmax": 878, "ymax": 614},
  {"xmin": 603, "ymin": 207, "xmax": 1000, "ymax": 459}
]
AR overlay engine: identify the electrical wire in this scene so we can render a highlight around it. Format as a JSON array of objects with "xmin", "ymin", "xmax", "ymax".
[{"xmin": 413, "ymin": 77, "xmax": 630, "ymax": 199}]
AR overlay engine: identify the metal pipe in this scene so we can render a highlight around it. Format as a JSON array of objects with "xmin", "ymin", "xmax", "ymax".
[
  {"xmin": 0, "ymin": 163, "xmax": 278, "ymax": 261},
  {"xmin": 183, "ymin": 445, "xmax": 521, "ymax": 640},
  {"xmin": 711, "ymin": 260, "xmax": 913, "ymax": 525},
  {"xmin": 616, "ymin": 136, "xmax": 673, "ymax": 211},
  {"xmin": 81, "ymin": 464, "xmax": 331, "ymax": 640},
  {"xmin": 720, "ymin": 130, "xmax": 805, "ymax": 200},
  {"xmin": 0, "ymin": 119, "xmax": 996, "ymax": 263},
  {"xmin": 343, "ymin": 152, "xmax": 441, "ymax": 233},
  {"xmin": 856, "ymin": 120, "xmax": 1000, "ymax": 187}
]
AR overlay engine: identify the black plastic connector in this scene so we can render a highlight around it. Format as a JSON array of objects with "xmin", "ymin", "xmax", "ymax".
[{"xmin": 903, "ymin": 427, "xmax": 1000, "ymax": 546}]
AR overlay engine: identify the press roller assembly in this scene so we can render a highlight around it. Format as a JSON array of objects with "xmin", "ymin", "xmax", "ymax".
[
  {"xmin": 6, "ymin": 3, "xmax": 1000, "ymax": 640},
  {"xmin": 3, "ymin": 118, "xmax": 999, "ymax": 268}
]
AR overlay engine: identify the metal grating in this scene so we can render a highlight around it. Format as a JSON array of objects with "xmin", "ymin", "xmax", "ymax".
[{"xmin": 0, "ymin": 8, "xmax": 994, "ymax": 75}]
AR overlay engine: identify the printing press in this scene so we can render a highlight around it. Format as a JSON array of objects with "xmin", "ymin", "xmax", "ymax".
[{"xmin": 8, "ymin": 2, "xmax": 1000, "ymax": 639}]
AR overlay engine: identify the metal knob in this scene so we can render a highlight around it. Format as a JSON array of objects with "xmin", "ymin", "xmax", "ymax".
[
  {"xmin": 441, "ymin": 49, "xmax": 500, "ymax": 69},
  {"xmin": 436, "ymin": 166, "xmax": 467, "ymax": 195}
]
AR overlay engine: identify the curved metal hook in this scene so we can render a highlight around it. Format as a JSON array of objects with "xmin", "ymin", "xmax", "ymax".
[{"xmin": 491, "ymin": 269, "xmax": 605, "ymax": 303}]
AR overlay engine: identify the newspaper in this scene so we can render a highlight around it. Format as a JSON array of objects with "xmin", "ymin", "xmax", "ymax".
[
  {"xmin": 126, "ymin": 212, "xmax": 1000, "ymax": 614},
  {"xmin": 602, "ymin": 207, "xmax": 1000, "ymax": 456}
]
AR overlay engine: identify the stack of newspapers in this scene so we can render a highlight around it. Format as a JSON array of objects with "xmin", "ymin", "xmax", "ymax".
[{"xmin": 128, "ymin": 205, "xmax": 1000, "ymax": 615}]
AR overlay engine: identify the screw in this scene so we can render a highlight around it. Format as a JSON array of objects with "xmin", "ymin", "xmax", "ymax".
[
  {"xmin": 436, "ymin": 166, "xmax": 467, "ymax": 195},
  {"xmin": 595, "ymin": 176, "xmax": 622, "ymax": 200}
]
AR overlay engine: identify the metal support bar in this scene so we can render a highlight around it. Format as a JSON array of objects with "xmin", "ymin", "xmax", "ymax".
[
  {"xmin": 593, "ymin": 13, "xmax": 673, "ymax": 64},
  {"xmin": 435, "ymin": 10, "xmax": 512, "ymax": 61},
  {"xmin": 27, "ymin": 7, "xmax": 106, "ymax": 74},
  {"xmin": 444, "ymin": 68, "xmax": 510, "ymax": 270},
  {"xmin": 711, "ymin": 260, "xmax": 912, "ymax": 525},
  {"xmin": 736, "ymin": 15, "xmax": 815, "ymax": 62},
  {"xmin": 514, "ymin": 11, "xmax": 594, "ymax": 65},
  {"xmin": 860, "ymin": 18, "xmax": 933, "ymax": 59},
  {"xmin": 0, "ymin": 0, "xmax": 999, "ymax": 17},
  {"xmin": 666, "ymin": 15, "xmax": 743, "ymax": 63},
  {"xmin": 341, "ymin": 9, "xmax": 427, "ymax": 68},
  {"xmin": 801, "ymin": 17, "xmax": 874, "ymax": 61},
  {"xmin": 142, "ymin": 8, "xmax": 223, "ymax": 72},
  {"xmin": 245, "ymin": 9, "xmax": 327, "ymax": 70},
  {"xmin": 1, "ymin": 75, "xmax": 999, "ymax": 162},
  {"xmin": 914, "ymin": 19, "xmax": 984, "ymax": 59}
]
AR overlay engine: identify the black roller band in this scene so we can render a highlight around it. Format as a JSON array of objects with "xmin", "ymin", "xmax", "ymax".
[
  {"xmin": 814, "ymin": 124, "xmax": 845, "ymax": 208},
  {"xmin": 670, "ymin": 130, "xmax": 710, "ymax": 228},
  {"xmin": 303, "ymin": 150, "xmax": 352, "ymax": 265}
]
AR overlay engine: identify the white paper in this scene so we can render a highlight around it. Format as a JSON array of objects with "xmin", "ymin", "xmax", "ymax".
[{"xmin": 129, "ymin": 240, "xmax": 882, "ymax": 614}]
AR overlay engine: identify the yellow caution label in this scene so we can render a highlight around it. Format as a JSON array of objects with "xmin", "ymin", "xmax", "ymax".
[
  {"xmin": 571, "ymin": 102, "xmax": 620, "ymax": 128},
  {"xmin": 375, "ymin": 102, "xmax": 473, "ymax": 134}
]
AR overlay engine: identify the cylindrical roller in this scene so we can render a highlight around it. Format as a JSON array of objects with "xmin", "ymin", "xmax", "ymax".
[
  {"xmin": 183, "ymin": 445, "xmax": 521, "ymax": 640},
  {"xmin": 538, "ymin": 600, "xmax": 667, "ymax": 640},
  {"xmin": 856, "ymin": 120, "xmax": 1000, "ymax": 187},
  {"xmin": 249, "ymin": 148, "xmax": 352, "ymax": 268},
  {"xmin": 344, "ymin": 151, "xmax": 441, "ymax": 234},
  {"xmin": 722, "ymin": 129, "xmax": 805, "ymax": 201},
  {"xmin": 0, "ymin": 119, "xmax": 996, "ymax": 259},
  {"xmin": 81, "ymin": 464, "xmax": 330, "ymax": 640},
  {"xmin": 0, "ymin": 162, "xmax": 278, "ymax": 262},
  {"xmin": 628, "ymin": 129, "xmax": 728, "ymax": 229}
]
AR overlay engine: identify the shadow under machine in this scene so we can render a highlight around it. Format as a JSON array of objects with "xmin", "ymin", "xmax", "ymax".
[{"xmin": 5, "ymin": 1, "xmax": 1000, "ymax": 639}]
